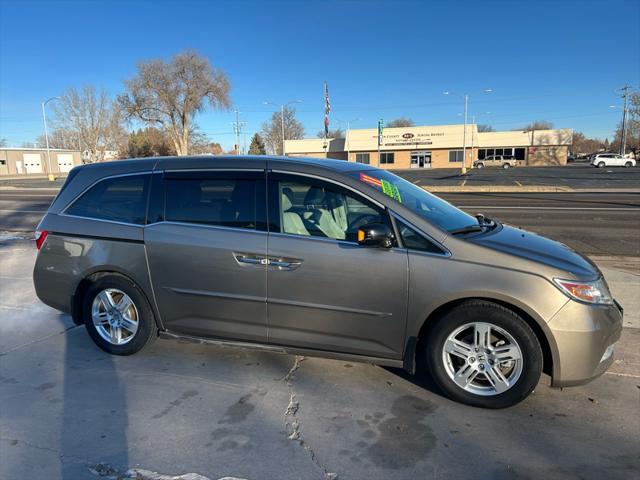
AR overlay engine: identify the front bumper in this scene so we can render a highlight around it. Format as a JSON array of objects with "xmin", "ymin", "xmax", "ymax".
[{"xmin": 547, "ymin": 299, "xmax": 623, "ymax": 387}]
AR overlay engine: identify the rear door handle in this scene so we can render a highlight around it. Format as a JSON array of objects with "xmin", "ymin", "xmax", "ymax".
[{"xmin": 267, "ymin": 257, "xmax": 303, "ymax": 271}]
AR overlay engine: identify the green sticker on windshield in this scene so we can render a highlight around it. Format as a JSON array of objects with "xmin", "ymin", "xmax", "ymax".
[{"xmin": 381, "ymin": 179, "xmax": 402, "ymax": 203}]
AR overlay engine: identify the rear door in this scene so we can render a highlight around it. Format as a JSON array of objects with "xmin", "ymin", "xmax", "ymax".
[
  {"xmin": 265, "ymin": 171, "xmax": 408, "ymax": 359},
  {"xmin": 145, "ymin": 169, "xmax": 268, "ymax": 343}
]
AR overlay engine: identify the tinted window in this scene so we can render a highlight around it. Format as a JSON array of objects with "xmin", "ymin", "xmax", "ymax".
[
  {"xmin": 66, "ymin": 174, "xmax": 149, "ymax": 225},
  {"xmin": 515, "ymin": 148, "xmax": 526, "ymax": 160},
  {"xmin": 380, "ymin": 152, "xmax": 394, "ymax": 164},
  {"xmin": 356, "ymin": 153, "xmax": 370, "ymax": 164},
  {"xmin": 397, "ymin": 220, "xmax": 445, "ymax": 254},
  {"xmin": 165, "ymin": 175, "xmax": 260, "ymax": 230},
  {"xmin": 449, "ymin": 150, "xmax": 464, "ymax": 162},
  {"xmin": 274, "ymin": 174, "xmax": 389, "ymax": 242}
]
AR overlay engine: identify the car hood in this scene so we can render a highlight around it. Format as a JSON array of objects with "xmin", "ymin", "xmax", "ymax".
[{"xmin": 469, "ymin": 224, "xmax": 600, "ymax": 279}]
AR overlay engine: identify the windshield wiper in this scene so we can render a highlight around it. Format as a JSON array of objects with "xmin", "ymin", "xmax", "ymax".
[
  {"xmin": 450, "ymin": 213, "xmax": 498, "ymax": 235},
  {"xmin": 449, "ymin": 224, "xmax": 486, "ymax": 235}
]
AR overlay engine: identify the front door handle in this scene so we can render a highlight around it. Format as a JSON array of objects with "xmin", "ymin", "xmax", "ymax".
[{"xmin": 233, "ymin": 253, "xmax": 269, "ymax": 266}]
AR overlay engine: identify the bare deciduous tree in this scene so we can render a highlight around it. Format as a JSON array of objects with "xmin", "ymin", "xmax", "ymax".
[
  {"xmin": 53, "ymin": 85, "xmax": 125, "ymax": 162},
  {"xmin": 260, "ymin": 106, "xmax": 305, "ymax": 155},
  {"xmin": 477, "ymin": 124, "xmax": 495, "ymax": 132},
  {"xmin": 386, "ymin": 117, "xmax": 415, "ymax": 128},
  {"xmin": 316, "ymin": 127, "xmax": 344, "ymax": 139},
  {"xmin": 516, "ymin": 120, "xmax": 554, "ymax": 131},
  {"xmin": 36, "ymin": 127, "xmax": 80, "ymax": 150},
  {"xmin": 118, "ymin": 50, "xmax": 231, "ymax": 156},
  {"xmin": 0, "ymin": 138, "xmax": 7, "ymax": 147}
]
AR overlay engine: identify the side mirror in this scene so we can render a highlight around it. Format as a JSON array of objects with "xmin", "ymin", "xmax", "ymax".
[{"xmin": 357, "ymin": 223, "xmax": 394, "ymax": 248}]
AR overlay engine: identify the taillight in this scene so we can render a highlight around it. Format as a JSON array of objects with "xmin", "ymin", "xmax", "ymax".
[{"xmin": 35, "ymin": 230, "xmax": 48, "ymax": 250}]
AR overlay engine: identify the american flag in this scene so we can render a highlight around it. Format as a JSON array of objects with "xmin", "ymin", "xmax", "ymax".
[{"xmin": 324, "ymin": 81, "xmax": 330, "ymax": 137}]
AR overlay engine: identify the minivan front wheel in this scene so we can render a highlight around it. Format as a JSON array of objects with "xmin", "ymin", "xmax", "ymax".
[
  {"xmin": 82, "ymin": 275, "xmax": 157, "ymax": 355},
  {"xmin": 424, "ymin": 301, "xmax": 542, "ymax": 408}
]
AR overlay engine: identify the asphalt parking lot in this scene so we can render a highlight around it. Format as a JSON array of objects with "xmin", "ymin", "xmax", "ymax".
[
  {"xmin": 1, "ymin": 236, "xmax": 639, "ymax": 480},
  {"xmin": 393, "ymin": 163, "xmax": 640, "ymax": 189}
]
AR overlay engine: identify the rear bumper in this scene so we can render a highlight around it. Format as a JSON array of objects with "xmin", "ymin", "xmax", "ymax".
[{"xmin": 548, "ymin": 299, "xmax": 623, "ymax": 387}]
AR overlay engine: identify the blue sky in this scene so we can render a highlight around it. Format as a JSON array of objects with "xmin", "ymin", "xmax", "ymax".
[{"xmin": 1, "ymin": 0, "xmax": 638, "ymax": 150}]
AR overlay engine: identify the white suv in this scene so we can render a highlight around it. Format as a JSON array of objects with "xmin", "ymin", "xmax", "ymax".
[{"xmin": 591, "ymin": 153, "xmax": 636, "ymax": 168}]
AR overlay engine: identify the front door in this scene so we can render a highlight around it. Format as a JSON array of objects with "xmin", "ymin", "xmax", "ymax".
[
  {"xmin": 145, "ymin": 170, "xmax": 268, "ymax": 343},
  {"xmin": 266, "ymin": 172, "xmax": 408, "ymax": 359},
  {"xmin": 411, "ymin": 152, "xmax": 432, "ymax": 168}
]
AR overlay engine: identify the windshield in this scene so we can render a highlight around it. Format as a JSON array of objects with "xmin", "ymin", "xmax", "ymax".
[{"xmin": 349, "ymin": 170, "xmax": 477, "ymax": 232}]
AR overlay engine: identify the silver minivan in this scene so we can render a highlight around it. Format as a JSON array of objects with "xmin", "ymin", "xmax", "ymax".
[{"xmin": 33, "ymin": 156, "xmax": 623, "ymax": 408}]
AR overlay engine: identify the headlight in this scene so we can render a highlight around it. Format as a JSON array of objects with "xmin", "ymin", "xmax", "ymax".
[{"xmin": 553, "ymin": 278, "xmax": 613, "ymax": 305}]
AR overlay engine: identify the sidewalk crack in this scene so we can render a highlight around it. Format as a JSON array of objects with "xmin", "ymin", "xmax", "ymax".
[{"xmin": 282, "ymin": 356, "xmax": 338, "ymax": 480}]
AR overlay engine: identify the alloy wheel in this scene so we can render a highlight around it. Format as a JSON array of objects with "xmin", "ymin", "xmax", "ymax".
[
  {"xmin": 442, "ymin": 322, "xmax": 523, "ymax": 396},
  {"xmin": 91, "ymin": 288, "xmax": 139, "ymax": 345}
]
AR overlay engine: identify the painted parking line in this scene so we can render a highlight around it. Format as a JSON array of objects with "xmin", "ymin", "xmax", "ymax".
[{"xmin": 456, "ymin": 206, "xmax": 639, "ymax": 211}]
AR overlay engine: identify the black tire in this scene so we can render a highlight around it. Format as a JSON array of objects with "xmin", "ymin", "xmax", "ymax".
[
  {"xmin": 624, "ymin": 161, "xmax": 633, "ymax": 168},
  {"xmin": 423, "ymin": 300, "xmax": 542, "ymax": 408},
  {"xmin": 475, "ymin": 163, "xmax": 484, "ymax": 169},
  {"xmin": 597, "ymin": 161, "xmax": 606, "ymax": 168},
  {"xmin": 82, "ymin": 274, "xmax": 157, "ymax": 355},
  {"xmin": 502, "ymin": 163, "xmax": 510, "ymax": 169}
]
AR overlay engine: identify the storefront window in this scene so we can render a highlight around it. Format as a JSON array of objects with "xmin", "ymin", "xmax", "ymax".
[
  {"xmin": 355, "ymin": 153, "xmax": 370, "ymax": 164},
  {"xmin": 380, "ymin": 153, "xmax": 394, "ymax": 164},
  {"xmin": 449, "ymin": 150, "xmax": 464, "ymax": 162},
  {"xmin": 515, "ymin": 148, "xmax": 526, "ymax": 160}
]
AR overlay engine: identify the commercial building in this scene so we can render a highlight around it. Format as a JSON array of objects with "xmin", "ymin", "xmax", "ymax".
[
  {"xmin": 0, "ymin": 148, "xmax": 83, "ymax": 176},
  {"xmin": 285, "ymin": 124, "xmax": 573, "ymax": 169}
]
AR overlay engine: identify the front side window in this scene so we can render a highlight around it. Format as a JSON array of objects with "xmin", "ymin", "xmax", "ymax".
[
  {"xmin": 164, "ymin": 173, "xmax": 262, "ymax": 230},
  {"xmin": 380, "ymin": 152, "xmax": 394, "ymax": 164},
  {"xmin": 351, "ymin": 170, "xmax": 476, "ymax": 232},
  {"xmin": 397, "ymin": 219, "xmax": 445, "ymax": 254},
  {"xmin": 66, "ymin": 174, "xmax": 150, "ymax": 225},
  {"xmin": 274, "ymin": 174, "xmax": 389, "ymax": 242}
]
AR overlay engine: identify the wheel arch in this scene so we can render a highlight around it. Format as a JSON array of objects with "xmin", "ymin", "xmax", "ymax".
[
  {"xmin": 413, "ymin": 297, "xmax": 556, "ymax": 378},
  {"xmin": 71, "ymin": 269, "xmax": 163, "ymax": 330}
]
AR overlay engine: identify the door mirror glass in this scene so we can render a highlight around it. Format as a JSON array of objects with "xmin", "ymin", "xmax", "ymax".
[{"xmin": 357, "ymin": 223, "xmax": 394, "ymax": 248}]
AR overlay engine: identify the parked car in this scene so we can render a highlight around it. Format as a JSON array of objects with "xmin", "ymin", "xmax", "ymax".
[
  {"xmin": 473, "ymin": 155, "xmax": 517, "ymax": 169},
  {"xmin": 591, "ymin": 153, "xmax": 636, "ymax": 168},
  {"xmin": 33, "ymin": 156, "xmax": 623, "ymax": 408}
]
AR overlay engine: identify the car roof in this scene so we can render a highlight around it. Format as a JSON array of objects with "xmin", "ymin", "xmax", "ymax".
[{"xmin": 155, "ymin": 155, "xmax": 373, "ymax": 172}]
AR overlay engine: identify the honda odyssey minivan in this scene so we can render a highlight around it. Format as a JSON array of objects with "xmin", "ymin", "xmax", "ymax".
[{"xmin": 33, "ymin": 156, "xmax": 623, "ymax": 408}]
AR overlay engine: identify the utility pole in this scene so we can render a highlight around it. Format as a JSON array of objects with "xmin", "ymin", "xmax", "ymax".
[
  {"xmin": 232, "ymin": 109, "xmax": 246, "ymax": 155},
  {"xmin": 616, "ymin": 84, "xmax": 631, "ymax": 156}
]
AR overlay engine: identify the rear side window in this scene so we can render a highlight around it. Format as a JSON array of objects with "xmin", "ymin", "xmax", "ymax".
[
  {"xmin": 65, "ymin": 174, "xmax": 150, "ymax": 225},
  {"xmin": 164, "ymin": 172, "xmax": 264, "ymax": 230}
]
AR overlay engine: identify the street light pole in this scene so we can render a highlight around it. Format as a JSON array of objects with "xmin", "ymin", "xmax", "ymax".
[
  {"xmin": 41, "ymin": 96, "xmax": 59, "ymax": 181},
  {"xmin": 336, "ymin": 117, "xmax": 360, "ymax": 161},
  {"xmin": 462, "ymin": 94, "xmax": 468, "ymax": 175},
  {"xmin": 443, "ymin": 89, "xmax": 492, "ymax": 175},
  {"xmin": 264, "ymin": 100, "xmax": 303, "ymax": 156},
  {"xmin": 280, "ymin": 105, "xmax": 285, "ymax": 156}
]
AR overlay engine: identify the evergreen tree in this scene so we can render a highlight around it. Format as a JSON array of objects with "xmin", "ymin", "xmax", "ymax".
[{"xmin": 248, "ymin": 133, "xmax": 267, "ymax": 155}]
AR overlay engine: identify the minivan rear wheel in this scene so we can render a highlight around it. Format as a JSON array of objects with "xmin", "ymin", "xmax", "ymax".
[
  {"xmin": 82, "ymin": 274, "xmax": 157, "ymax": 355},
  {"xmin": 424, "ymin": 300, "xmax": 542, "ymax": 408}
]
